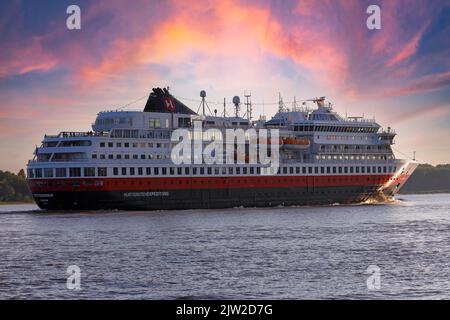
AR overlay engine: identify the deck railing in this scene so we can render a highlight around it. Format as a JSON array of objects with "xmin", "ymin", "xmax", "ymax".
[{"xmin": 44, "ymin": 131, "xmax": 109, "ymax": 139}]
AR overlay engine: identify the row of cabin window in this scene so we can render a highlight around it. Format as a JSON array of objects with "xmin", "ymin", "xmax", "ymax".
[
  {"xmin": 29, "ymin": 165, "xmax": 396, "ymax": 178},
  {"xmin": 322, "ymin": 135, "xmax": 370, "ymax": 141},
  {"xmin": 92, "ymin": 153, "xmax": 169, "ymax": 160},
  {"xmin": 319, "ymin": 144, "xmax": 390, "ymax": 151},
  {"xmin": 112, "ymin": 166, "xmax": 395, "ymax": 176},
  {"xmin": 30, "ymin": 167, "xmax": 107, "ymax": 178},
  {"xmin": 92, "ymin": 153, "xmax": 393, "ymax": 162},
  {"xmin": 99, "ymin": 142, "xmax": 171, "ymax": 148},
  {"xmin": 111, "ymin": 167, "xmax": 263, "ymax": 176},
  {"xmin": 294, "ymin": 125, "xmax": 378, "ymax": 133},
  {"xmin": 317, "ymin": 154, "xmax": 392, "ymax": 161},
  {"xmin": 110, "ymin": 128, "xmax": 172, "ymax": 139}
]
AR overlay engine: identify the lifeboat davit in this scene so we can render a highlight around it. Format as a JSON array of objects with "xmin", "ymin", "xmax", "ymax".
[{"xmin": 281, "ymin": 137, "xmax": 310, "ymax": 150}]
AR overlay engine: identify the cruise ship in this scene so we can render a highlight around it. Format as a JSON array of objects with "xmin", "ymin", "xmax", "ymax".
[{"xmin": 26, "ymin": 87, "xmax": 418, "ymax": 210}]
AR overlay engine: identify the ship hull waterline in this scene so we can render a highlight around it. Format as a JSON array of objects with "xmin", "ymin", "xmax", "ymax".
[{"xmin": 31, "ymin": 185, "xmax": 392, "ymax": 210}]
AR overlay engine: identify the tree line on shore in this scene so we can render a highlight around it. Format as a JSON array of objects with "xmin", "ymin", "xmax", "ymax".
[
  {"xmin": 400, "ymin": 164, "xmax": 450, "ymax": 194},
  {"xmin": 0, "ymin": 169, "xmax": 32, "ymax": 202},
  {"xmin": 0, "ymin": 164, "xmax": 449, "ymax": 202}
]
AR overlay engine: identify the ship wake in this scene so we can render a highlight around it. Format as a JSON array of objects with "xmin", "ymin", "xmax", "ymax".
[{"xmin": 363, "ymin": 192, "xmax": 401, "ymax": 205}]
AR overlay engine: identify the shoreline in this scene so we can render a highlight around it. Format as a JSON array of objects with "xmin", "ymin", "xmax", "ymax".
[
  {"xmin": 0, "ymin": 201, "xmax": 35, "ymax": 205},
  {"xmin": 399, "ymin": 190, "xmax": 450, "ymax": 195},
  {"xmin": 1, "ymin": 192, "xmax": 449, "ymax": 206}
]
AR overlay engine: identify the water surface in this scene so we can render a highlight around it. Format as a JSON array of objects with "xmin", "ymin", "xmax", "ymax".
[{"xmin": 0, "ymin": 194, "xmax": 449, "ymax": 299}]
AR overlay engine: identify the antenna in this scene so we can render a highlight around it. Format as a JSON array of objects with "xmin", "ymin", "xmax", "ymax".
[
  {"xmin": 244, "ymin": 91, "xmax": 252, "ymax": 121},
  {"xmin": 232, "ymin": 96, "xmax": 240, "ymax": 118},
  {"xmin": 262, "ymin": 97, "xmax": 265, "ymax": 117},
  {"xmin": 223, "ymin": 97, "xmax": 226, "ymax": 117},
  {"xmin": 197, "ymin": 90, "xmax": 213, "ymax": 116},
  {"xmin": 413, "ymin": 151, "xmax": 416, "ymax": 161},
  {"xmin": 278, "ymin": 92, "xmax": 285, "ymax": 112},
  {"xmin": 200, "ymin": 90, "xmax": 206, "ymax": 116}
]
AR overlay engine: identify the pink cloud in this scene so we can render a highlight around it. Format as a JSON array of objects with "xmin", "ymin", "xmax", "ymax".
[
  {"xmin": 2, "ymin": 0, "xmax": 445, "ymax": 102},
  {"xmin": 74, "ymin": 0, "xmax": 355, "ymax": 97},
  {"xmin": 383, "ymin": 70, "xmax": 450, "ymax": 97},
  {"xmin": 1, "ymin": 0, "xmax": 448, "ymax": 101},
  {"xmin": 390, "ymin": 102, "xmax": 450, "ymax": 125},
  {"xmin": 74, "ymin": 0, "xmax": 275, "ymax": 84},
  {"xmin": 0, "ymin": 36, "xmax": 59, "ymax": 78},
  {"xmin": 386, "ymin": 24, "xmax": 428, "ymax": 67}
]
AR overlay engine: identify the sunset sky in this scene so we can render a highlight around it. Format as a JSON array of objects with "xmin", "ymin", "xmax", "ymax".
[{"xmin": 0, "ymin": 0, "xmax": 449, "ymax": 173}]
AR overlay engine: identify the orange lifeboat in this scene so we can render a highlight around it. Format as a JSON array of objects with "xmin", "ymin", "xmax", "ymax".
[
  {"xmin": 281, "ymin": 137, "xmax": 310, "ymax": 150},
  {"xmin": 254, "ymin": 137, "xmax": 284, "ymax": 145}
]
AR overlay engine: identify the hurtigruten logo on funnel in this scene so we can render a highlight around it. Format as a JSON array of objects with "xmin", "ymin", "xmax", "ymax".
[{"xmin": 171, "ymin": 121, "xmax": 280, "ymax": 175}]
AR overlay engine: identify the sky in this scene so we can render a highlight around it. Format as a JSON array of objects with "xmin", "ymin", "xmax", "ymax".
[{"xmin": 0, "ymin": 0, "xmax": 449, "ymax": 173}]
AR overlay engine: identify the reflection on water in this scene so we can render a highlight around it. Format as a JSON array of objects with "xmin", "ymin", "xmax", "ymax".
[{"xmin": 0, "ymin": 194, "xmax": 449, "ymax": 299}]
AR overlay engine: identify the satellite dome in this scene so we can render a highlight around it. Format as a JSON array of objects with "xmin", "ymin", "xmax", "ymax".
[
  {"xmin": 232, "ymin": 96, "xmax": 240, "ymax": 105},
  {"xmin": 200, "ymin": 90, "xmax": 206, "ymax": 98}
]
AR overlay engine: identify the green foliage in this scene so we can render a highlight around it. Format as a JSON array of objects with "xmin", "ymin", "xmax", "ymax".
[
  {"xmin": 0, "ymin": 169, "xmax": 33, "ymax": 202},
  {"xmin": 401, "ymin": 164, "xmax": 450, "ymax": 194}
]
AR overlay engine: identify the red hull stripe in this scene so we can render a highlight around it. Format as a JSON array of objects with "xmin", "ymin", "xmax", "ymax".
[{"xmin": 28, "ymin": 174, "xmax": 395, "ymax": 192}]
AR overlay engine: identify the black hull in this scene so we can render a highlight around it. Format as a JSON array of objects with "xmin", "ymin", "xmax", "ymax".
[{"xmin": 33, "ymin": 185, "xmax": 382, "ymax": 210}]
